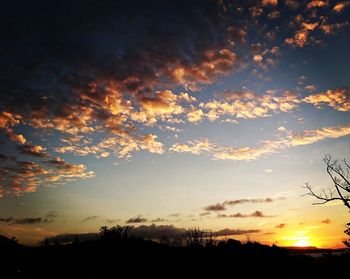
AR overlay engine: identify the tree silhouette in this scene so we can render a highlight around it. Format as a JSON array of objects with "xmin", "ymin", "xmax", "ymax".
[
  {"xmin": 305, "ymin": 154, "xmax": 350, "ymax": 248},
  {"xmin": 304, "ymin": 154, "xmax": 350, "ymax": 210}
]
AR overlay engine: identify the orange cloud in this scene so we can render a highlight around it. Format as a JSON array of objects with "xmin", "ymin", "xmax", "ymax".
[
  {"xmin": 285, "ymin": 29, "xmax": 309, "ymax": 47},
  {"xmin": 170, "ymin": 48, "xmax": 238, "ymax": 90},
  {"xmin": 306, "ymin": 0, "xmax": 328, "ymax": 9},
  {"xmin": 333, "ymin": 1, "xmax": 349, "ymax": 12},
  {"xmin": 0, "ymin": 112, "xmax": 27, "ymax": 144},
  {"xmin": 0, "ymin": 158, "xmax": 94, "ymax": 197},
  {"xmin": 303, "ymin": 88, "xmax": 350, "ymax": 111},
  {"xmin": 262, "ymin": 0, "xmax": 278, "ymax": 6},
  {"xmin": 17, "ymin": 144, "xmax": 50, "ymax": 158}
]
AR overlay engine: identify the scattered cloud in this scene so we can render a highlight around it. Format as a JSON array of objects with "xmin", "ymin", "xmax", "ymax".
[
  {"xmin": 320, "ymin": 218, "xmax": 331, "ymax": 224},
  {"xmin": 275, "ymin": 223, "xmax": 286, "ymax": 229},
  {"xmin": 83, "ymin": 216, "xmax": 99, "ymax": 222},
  {"xmin": 218, "ymin": 210, "xmax": 273, "ymax": 218},
  {"xmin": 204, "ymin": 197, "xmax": 279, "ymax": 212},
  {"xmin": 126, "ymin": 216, "xmax": 148, "ymax": 224},
  {"xmin": 0, "ymin": 216, "xmax": 49, "ymax": 225},
  {"xmin": 333, "ymin": 1, "xmax": 349, "ymax": 12},
  {"xmin": 204, "ymin": 204, "xmax": 226, "ymax": 211},
  {"xmin": 303, "ymin": 88, "xmax": 350, "ymax": 111}
]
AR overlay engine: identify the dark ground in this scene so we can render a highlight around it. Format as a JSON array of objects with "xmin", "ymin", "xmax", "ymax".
[{"xmin": 1, "ymin": 234, "xmax": 349, "ymax": 278}]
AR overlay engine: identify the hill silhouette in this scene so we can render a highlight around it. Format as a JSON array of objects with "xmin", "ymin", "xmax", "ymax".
[{"xmin": 0, "ymin": 226, "xmax": 349, "ymax": 278}]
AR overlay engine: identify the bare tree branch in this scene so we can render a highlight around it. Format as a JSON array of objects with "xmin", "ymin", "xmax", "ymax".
[{"xmin": 304, "ymin": 155, "xmax": 350, "ymax": 211}]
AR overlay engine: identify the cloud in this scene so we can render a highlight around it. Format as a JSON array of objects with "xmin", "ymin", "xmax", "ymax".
[
  {"xmin": 320, "ymin": 218, "xmax": 331, "ymax": 224},
  {"xmin": 0, "ymin": 157, "xmax": 94, "ymax": 196},
  {"xmin": 262, "ymin": 0, "xmax": 278, "ymax": 6},
  {"xmin": 45, "ymin": 211, "xmax": 59, "ymax": 219},
  {"xmin": 275, "ymin": 223, "xmax": 286, "ymax": 229},
  {"xmin": 307, "ymin": 0, "xmax": 328, "ymax": 9},
  {"xmin": 303, "ymin": 88, "xmax": 350, "ymax": 111},
  {"xmin": 223, "ymin": 198, "xmax": 275, "ymax": 206},
  {"xmin": 215, "ymin": 228, "xmax": 261, "ymax": 236},
  {"xmin": 0, "ymin": 112, "xmax": 27, "ymax": 144},
  {"xmin": 204, "ymin": 204, "xmax": 226, "ymax": 211},
  {"xmin": 126, "ymin": 216, "xmax": 148, "ymax": 224},
  {"xmin": 170, "ymin": 124, "xmax": 350, "ymax": 161},
  {"xmin": 0, "ymin": 153, "xmax": 8, "ymax": 161},
  {"xmin": 199, "ymin": 90, "xmax": 300, "ymax": 121},
  {"xmin": 83, "ymin": 216, "xmax": 99, "ymax": 222},
  {"xmin": 0, "ymin": 1, "xmax": 246, "ymax": 158},
  {"xmin": 0, "ymin": 216, "xmax": 49, "ymax": 225},
  {"xmin": 17, "ymin": 144, "xmax": 50, "ymax": 158},
  {"xmin": 218, "ymin": 210, "xmax": 272, "ymax": 218},
  {"xmin": 203, "ymin": 197, "xmax": 282, "ymax": 216},
  {"xmin": 333, "ymin": 1, "xmax": 349, "ymax": 12}
]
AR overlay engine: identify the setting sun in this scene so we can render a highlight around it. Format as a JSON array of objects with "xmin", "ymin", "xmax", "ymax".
[{"xmin": 293, "ymin": 238, "xmax": 310, "ymax": 247}]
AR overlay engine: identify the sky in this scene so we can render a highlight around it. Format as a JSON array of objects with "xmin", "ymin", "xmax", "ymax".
[{"xmin": 0, "ymin": 0, "xmax": 349, "ymax": 247}]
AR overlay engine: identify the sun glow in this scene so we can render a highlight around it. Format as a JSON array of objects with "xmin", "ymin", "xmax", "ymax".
[
  {"xmin": 293, "ymin": 237, "xmax": 310, "ymax": 247},
  {"xmin": 280, "ymin": 230, "xmax": 315, "ymax": 247}
]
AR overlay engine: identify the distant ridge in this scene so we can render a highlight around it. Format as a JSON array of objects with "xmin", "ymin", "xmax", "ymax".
[{"xmin": 0, "ymin": 235, "xmax": 22, "ymax": 249}]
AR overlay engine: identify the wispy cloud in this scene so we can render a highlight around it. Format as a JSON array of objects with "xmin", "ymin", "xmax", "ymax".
[
  {"xmin": 218, "ymin": 211, "xmax": 273, "ymax": 218},
  {"xmin": 126, "ymin": 216, "xmax": 148, "ymax": 224},
  {"xmin": 83, "ymin": 216, "xmax": 99, "ymax": 222},
  {"xmin": 170, "ymin": 124, "xmax": 350, "ymax": 161},
  {"xmin": 275, "ymin": 223, "xmax": 287, "ymax": 229}
]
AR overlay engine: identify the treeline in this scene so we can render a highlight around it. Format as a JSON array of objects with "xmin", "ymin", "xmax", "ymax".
[{"xmin": 1, "ymin": 226, "xmax": 349, "ymax": 278}]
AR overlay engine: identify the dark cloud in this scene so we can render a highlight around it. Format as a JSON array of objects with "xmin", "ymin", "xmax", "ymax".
[
  {"xmin": 204, "ymin": 204, "xmax": 226, "ymax": 211},
  {"xmin": 204, "ymin": 197, "xmax": 284, "ymax": 212},
  {"xmin": 223, "ymin": 198, "xmax": 277, "ymax": 206},
  {"xmin": 0, "ymin": 153, "xmax": 8, "ymax": 161},
  {"xmin": 0, "ymin": 157, "xmax": 94, "ymax": 196},
  {"xmin": 320, "ymin": 219, "xmax": 331, "ymax": 224},
  {"xmin": 218, "ymin": 210, "xmax": 272, "ymax": 218},
  {"xmin": 126, "ymin": 216, "xmax": 148, "ymax": 223},
  {"xmin": 16, "ymin": 144, "xmax": 50, "ymax": 158},
  {"xmin": 275, "ymin": 223, "xmax": 286, "ymax": 229},
  {"xmin": 0, "ymin": 216, "xmax": 49, "ymax": 224},
  {"xmin": 0, "ymin": 0, "xmax": 244, "ymax": 125},
  {"xmin": 45, "ymin": 211, "xmax": 59, "ymax": 219},
  {"xmin": 215, "ymin": 228, "xmax": 261, "ymax": 236},
  {"xmin": 83, "ymin": 216, "xmax": 99, "ymax": 222}
]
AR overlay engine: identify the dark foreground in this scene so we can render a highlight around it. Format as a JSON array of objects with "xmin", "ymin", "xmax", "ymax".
[{"xmin": 1, "ymin": 235, "xmax": 348, "ymax": 278}]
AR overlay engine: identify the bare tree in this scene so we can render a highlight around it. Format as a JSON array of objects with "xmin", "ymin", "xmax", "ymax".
[
  {"xmin": 305, "ymin": 155, "xmax": 350, "ymax": 248},
  {"xmin": 184, "ymin": 227, "xmax": 218, "ymax": 247},
  {"xmin": 304, "ymin": 154, "xmax": 350, "ymax": 210}
]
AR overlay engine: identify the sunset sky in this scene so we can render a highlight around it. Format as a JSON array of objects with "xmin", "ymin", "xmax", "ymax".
[{"xmin": 0, "ymin": 0, "xmax": 349, "ymax": 247}]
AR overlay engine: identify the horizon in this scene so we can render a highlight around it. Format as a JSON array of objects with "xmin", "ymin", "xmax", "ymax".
[{"xmin": 0, "ymin": 0, "xmax": 349, "ymax": 249}]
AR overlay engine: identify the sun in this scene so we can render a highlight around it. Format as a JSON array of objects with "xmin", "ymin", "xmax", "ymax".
[{"xmin": 293, "ymin": 238, "xmax": 310, "ymax": 247}]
